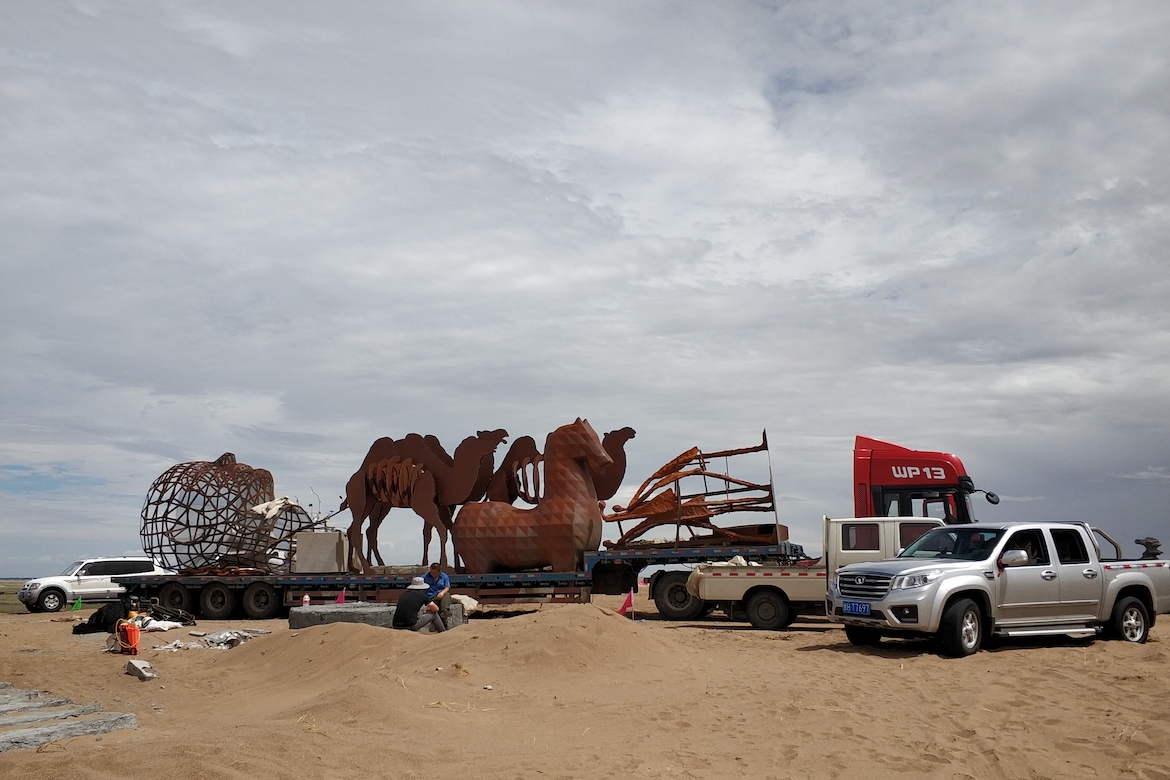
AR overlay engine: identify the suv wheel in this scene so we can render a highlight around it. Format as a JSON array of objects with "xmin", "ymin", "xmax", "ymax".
[{"xmin": 37, "ymin": 589, "xmax": 67, "ymax": 613}]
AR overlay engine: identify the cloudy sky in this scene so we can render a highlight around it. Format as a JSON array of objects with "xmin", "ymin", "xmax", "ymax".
[{"xmin": 2, "ymin": 1, "xmax": 1168, "ymax": 577}]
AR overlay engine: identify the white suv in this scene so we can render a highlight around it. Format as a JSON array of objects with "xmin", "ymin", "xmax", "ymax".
[{"xmin": 17, "ymin": 556, "xmax": 174, "ymax": 613}]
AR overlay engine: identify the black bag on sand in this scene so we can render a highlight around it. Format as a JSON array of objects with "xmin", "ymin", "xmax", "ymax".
[{"xmin": 71, "ymin": 600, "xmax": 128, "ymax": 635}]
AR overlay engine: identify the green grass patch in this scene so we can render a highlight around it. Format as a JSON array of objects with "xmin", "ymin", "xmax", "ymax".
[{"xmin": 0, "ymin": 579, "xmax": 30, "ymax": 614}]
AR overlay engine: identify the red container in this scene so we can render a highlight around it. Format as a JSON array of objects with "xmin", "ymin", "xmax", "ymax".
[{"xmin": 117, "ymin": 622, "xmax": 140, "ymax": 655}]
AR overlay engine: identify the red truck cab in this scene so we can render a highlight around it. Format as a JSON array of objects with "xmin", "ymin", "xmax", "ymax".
[{"xmin": 853, "ymin": 436, "xmax": 997, "ymax": 524}]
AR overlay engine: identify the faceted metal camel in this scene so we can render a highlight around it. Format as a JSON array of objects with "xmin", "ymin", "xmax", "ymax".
[{"xmin": 454, "ymin": 419, "xmax": 612, "ymax": 573}]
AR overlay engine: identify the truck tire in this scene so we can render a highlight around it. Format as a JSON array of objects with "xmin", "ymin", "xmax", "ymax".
[
  {"xmin": 199, "ymin": 582, "xmax": 236, "ymax": 619},
  {"xmin": 37, "ymin": 588, "xmax": 66, "ymax": 613},
  {"xmin": 654, "ymin": 572, "xmax": 705, "ymax": 620},
  {"xmin": 938, "ymin": 597, "xmax": 983, "ymax": 657},
  {"xmin": 158, "ymin": 582, "xmax": 195, "ymax": 614},
  {"xmin": 745, "ymin": 590, "xmax": 790, "ymax": 631},
  {"xmin": 844, "ymin": 625, "xmax": 882, "ymax": 646},
  {"xmin": 242, "ymin": 582, "xmax": 279, "ymax": 620},
  {"xmin": 1110, "ymin": 596, "xmax": 1150, "ymax": 643}
]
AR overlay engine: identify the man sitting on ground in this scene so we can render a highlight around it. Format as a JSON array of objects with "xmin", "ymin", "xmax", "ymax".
[
  {"xmin": 392, "ymin": 577, "xmax": 446, "ymax": 632},
  {"xmin": 423, "ymin": 562, "xmax": 452, "ymax": 623}
]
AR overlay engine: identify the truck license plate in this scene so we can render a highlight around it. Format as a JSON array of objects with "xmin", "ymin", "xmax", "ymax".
[{"xmin": 842, "ymin": 600, "xmax": 871, "ymax": 616}]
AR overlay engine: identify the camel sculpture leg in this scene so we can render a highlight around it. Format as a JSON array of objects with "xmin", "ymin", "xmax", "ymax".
[
  {"xmin": 344, "ymin": 473, "xmax": 372, "ymax": 574},
  {"xmin": 365, "ymin": 503, "xmax": 391, "ymax": 567},
  {"xmin": 409, "ymin": 471, "xmax": 448, "ymax": 568}
]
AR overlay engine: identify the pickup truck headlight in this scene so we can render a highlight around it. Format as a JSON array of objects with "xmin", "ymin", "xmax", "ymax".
[{"xmin": 891, "ymin": 570, "xmax": 943, "ymax": 590}]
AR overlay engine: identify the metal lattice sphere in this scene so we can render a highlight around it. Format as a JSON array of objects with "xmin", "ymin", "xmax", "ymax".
[{"xmin": 140, "ymin": 452, "xmax": 280, "ymax": 572}]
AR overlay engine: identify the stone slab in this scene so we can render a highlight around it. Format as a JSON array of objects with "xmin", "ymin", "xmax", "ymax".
[
  {"xmin": 0, "ymin": 712, "xmax": 138, "ymax": 752},
  {"xmin": 0, "ymin": 682, "xmax": 137, "ymax": 752}
]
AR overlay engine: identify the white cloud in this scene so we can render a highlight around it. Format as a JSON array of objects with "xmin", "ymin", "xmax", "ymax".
[{"xmin": 2, "ymin": 1, "xmax": 1168, "ymax": 573}]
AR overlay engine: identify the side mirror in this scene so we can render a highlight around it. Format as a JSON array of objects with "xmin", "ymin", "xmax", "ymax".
[
  {"xmin": 896, "ymin": 547, "xmax": 905, "ymax": 557},
  {"xmin": 985, "ymin": 492, "xmax": 1000, "ymax": 505},
  {"xmin": 1000, "ymin": 549, "xmax": 1028, "ymax": 567}
]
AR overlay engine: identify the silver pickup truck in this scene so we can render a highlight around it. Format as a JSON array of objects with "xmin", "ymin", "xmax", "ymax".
[{"xmin": 827, "ymin": 521, "xmax": 1170, "ymax": 656}]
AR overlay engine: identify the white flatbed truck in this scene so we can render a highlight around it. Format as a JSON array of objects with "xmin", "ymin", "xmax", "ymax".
[{"xmin": 686, "ymin": 516, "xmax": 944, "ymax": 629}]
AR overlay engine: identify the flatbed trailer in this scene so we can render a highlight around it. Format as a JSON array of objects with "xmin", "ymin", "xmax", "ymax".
[{"xmin": 116, "ymin": 540, "xmax": 806, "ymax": 620}]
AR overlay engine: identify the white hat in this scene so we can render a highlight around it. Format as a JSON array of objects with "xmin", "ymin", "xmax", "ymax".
[{"xmin": 407, "ymin": 576, "xmax": 429, "ymax": 590}]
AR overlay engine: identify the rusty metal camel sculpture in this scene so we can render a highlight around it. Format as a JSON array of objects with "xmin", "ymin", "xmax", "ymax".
[
  {"xmin": 342, "ymin": 429, "xmax": 507, "ymax": 573},
  {"xmin": 454, "ymin": 419, "xmax": 612, "ymax": 573},
  {"xmin": 484, "ymin": 426, "xmax": 635, "ymax": 506}
]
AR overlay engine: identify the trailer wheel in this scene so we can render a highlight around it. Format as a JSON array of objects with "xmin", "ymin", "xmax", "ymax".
[
  {"xmin": 242, "ymin": 582, "xmax": 279, "ymax": 620},
  {"xmin": 745, "ymin": 590, "xmax": 789, "ymax": 631},
  {"xmin": 937, "ymin": 598, "xmax": 982, "ymax": 657},
  {"xmin": 1110, "ymin": 596, "xmax": 1150, "ymax": 643},
  {"xmin": 199, "ymin": 582, "xmax": 236, "ymax": 619},
  {"xmin": 158, "ymin": 583, "xmax": 195, "ymax": 613},
  {"xmin": 654, "ymin": 572, "xmax": 705, "ymax": 620}
]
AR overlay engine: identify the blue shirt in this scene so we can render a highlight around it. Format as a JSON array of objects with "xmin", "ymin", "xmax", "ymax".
[{"xmin": 423, "ymin": 570, "xmax": 450, "ymax": 599}]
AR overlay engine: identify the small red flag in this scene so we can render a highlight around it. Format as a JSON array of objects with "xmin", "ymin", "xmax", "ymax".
[
  {"xmin": 617, "ymin": 589, "xmax": 633, "ymax": 617},
  {"xmin": 335, "ymin": 588, "xmax": 346, "ymax": 604}
]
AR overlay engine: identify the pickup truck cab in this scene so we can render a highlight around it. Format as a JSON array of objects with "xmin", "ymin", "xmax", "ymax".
[
  {"xmin": 827, "ymin": 521, "xmax": 1170, "ymax": 656},
  {"xmin": 17, "ymin": 556, "xmax": 174, "ymax": 613}
]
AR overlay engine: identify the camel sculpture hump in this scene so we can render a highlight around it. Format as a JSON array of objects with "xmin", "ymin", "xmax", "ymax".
[
  {"xmin": 395, "ymin": 429, "xmax": 508, "ymax": 506},
  {"xmin": 467, "ymin": 429, "xmax": 508, "ymax": 503},
  {"xmin": 424, "ymin": 434, "xmax": 454, "ymax": 466},
  {"xmin": 454, "ymin": 419, "xmax": 612, "ymax": 573}
]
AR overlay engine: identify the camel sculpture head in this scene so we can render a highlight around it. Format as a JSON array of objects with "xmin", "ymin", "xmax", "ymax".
[
  {"xmin": 555, "ymin": 418, "xmax": 612, "ymax": 475},
  {"xmin": 476, "ymin": 429, "xmax": 509, "ymax": 452}
]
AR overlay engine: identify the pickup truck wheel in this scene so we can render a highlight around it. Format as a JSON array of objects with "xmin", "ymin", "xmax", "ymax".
[
  {"xmin": 199, "ymin": 582, "xmax": 236, "ymax": 619},
  {"xmin": 654, "ymin": 572, "xmax": 705, "ymax": 620},
  {"xmin": 844, "ymin": 625, "xmax": 882, "ymax": 646},
  {"xmin": 242, "ymin": 582, "xmax": 279, "ymax": 619},
  {"xmin": 746, "ymin": 591, "xmax": 789, "ymax": 631},
  {"xmin": 37, "ymin": 589, "xmax": 66, "ymax": 613},
  {"xmin": 1111, "ymin": 596, "xmax": 1150, "ymax": 643},
  {"xmin": 938, "ymin": 598, "xmax": 982, "ymax": 657}
]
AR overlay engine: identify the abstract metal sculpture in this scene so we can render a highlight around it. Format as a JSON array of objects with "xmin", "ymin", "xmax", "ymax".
[
  {"xmin": 343, "ymin": 430, "xmax": 508, "ymax": 573},
  {"xmin": 603, "ymin": 433, "xmax": 785, "ymax": 548},
  {"xmin": 454, "ymin": 419, "xmax": 612, "ymax": 573},
  {"xmin": 140, "ymin": 453, "xmax": 315, "ymax": 572}
]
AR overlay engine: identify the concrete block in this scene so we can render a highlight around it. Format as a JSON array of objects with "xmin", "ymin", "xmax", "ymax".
[
  {"xmin": 292, "ymin": 531, "xmax": 347, "ymax": 573},
  {"xmin": 125, "ymin": 660, "xmax": 158, "ymax": 681}
]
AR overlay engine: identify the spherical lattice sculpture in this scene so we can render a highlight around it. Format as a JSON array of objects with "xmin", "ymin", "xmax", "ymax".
[{"xmin": 140, "ymin": 452, "xmax": 280, "ymax": 572}]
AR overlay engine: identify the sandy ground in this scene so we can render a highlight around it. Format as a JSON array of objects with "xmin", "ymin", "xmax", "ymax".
[{"xmin": 1, "ymin": 595, "xmax": 1167, "ymax": 780}]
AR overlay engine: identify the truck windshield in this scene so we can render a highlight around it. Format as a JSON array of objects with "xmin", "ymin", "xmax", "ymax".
[
  {"xmin": 898, "ymin": 528, "xmax": 1003, "ymax": 561},
  {"xmin": 59, "ymin": 561, "xmax": 84, "ymax": 576}
]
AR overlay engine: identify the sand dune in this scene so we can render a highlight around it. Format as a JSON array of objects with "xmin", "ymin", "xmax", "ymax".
[{"xmin": 1, "ymin": 597, "xmax": 1167, "ymax": 779}]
